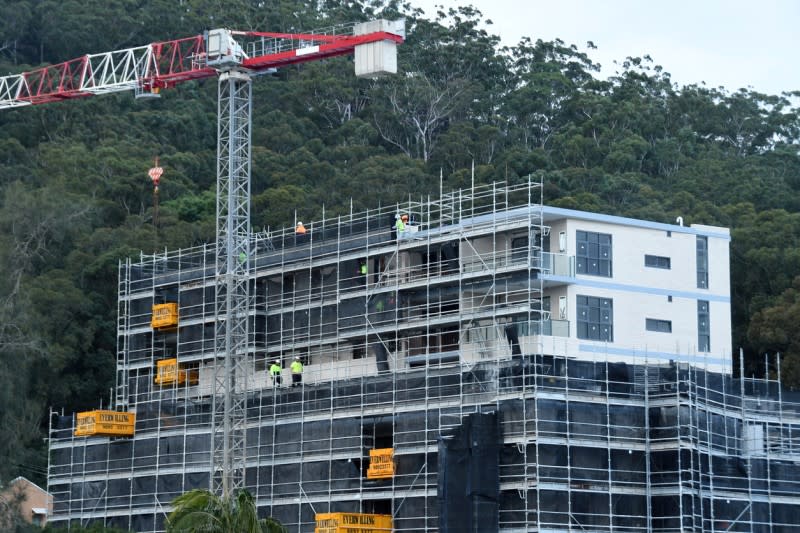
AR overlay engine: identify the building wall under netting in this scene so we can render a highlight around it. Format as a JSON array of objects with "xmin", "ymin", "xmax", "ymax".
[{"xmin": 49, "ymin": 357, "xmax": 800, "ymax": 532}]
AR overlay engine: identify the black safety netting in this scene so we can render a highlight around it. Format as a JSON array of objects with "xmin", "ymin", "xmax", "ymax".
[
  {"xmin": 48, "ymin": 354, "xmax": 800, "ymax": 532},
  {"xmin": 438, "ymin": 411, "xmax": 500, "ymax": 533}
]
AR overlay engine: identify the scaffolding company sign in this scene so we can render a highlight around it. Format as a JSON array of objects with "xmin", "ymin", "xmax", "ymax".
[
  {"xmin": 151, "ymin": 302, "xmax": 179, "ymax": 329},
  {"xmin": 314, "ymin": 513, "xmax": 392, "ymax": 533},
  {"xmin": 74, "ymin": 410, "xmax": 135, "ymax": 437},
  {"xmin": 366, "ymin": 448, "xmax": 395, "ymax": 479}
]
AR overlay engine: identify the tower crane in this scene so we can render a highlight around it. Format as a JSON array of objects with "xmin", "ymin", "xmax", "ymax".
[{"xmin": 0, "ymin": 19, "xmax": 405, "ymax": 498}]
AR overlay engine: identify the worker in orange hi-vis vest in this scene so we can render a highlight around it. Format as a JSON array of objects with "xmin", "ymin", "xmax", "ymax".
[{"xmin": 295, "ymin": 221, "xmax": 308, "ymax": 245}]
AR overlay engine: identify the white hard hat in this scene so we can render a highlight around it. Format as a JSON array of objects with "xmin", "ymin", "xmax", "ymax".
[
  {"xmin": 294, "ymin": 356, "xmax": 300, "ymax": 360},
  {"xmin": 297, "ymin": 221, "xmax": 303, "ymax": 225}
]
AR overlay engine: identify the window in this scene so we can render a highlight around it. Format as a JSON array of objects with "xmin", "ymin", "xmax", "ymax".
[
  {"xmin": 576, "ymin": 231, "xmax": 612, "ymax": 277},
  {"xmin": 577, "ymin": 295, "xmax": 613, "ymax": 341},
  {"xmin": 697, "ymin": 300, "xmax": 710, "ymax": 352},
  {"xmin": 646, "ymin": 318, "xmax": 672, "ymax": 333},
  {"xmin": 645, "ymin": 254, "xmax": 671, "ymax": 269},
  {"xmin": 696, "ymin": 236, "xmax": 708, "ymax": 289}
]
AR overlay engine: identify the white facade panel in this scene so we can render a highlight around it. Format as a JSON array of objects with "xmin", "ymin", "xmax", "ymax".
[{"xmin": 544, "ymin": 213, "xmax": 731, "ymax": 372}]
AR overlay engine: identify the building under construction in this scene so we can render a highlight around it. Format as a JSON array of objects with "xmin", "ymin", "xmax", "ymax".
[{"xmin": 48, "ymin": 180, "xmax": 800, "ymax": 532}]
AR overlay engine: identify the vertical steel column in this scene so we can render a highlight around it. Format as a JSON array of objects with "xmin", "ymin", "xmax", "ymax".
[
  {"xmin": 211, "ymin": 69, "xmax": 252, "ymax": 498},
  {"xmin": 116, "ymin": 259, "xmax": 131, "ymax": 409}
]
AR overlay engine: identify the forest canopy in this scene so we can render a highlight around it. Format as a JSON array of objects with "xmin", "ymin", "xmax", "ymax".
[{"xmin": 0, "ymin": 0, "xmax": 798, "ymax": 487}]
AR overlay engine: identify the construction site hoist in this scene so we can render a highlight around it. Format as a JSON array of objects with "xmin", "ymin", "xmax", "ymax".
[{"xmin": 0, "ymin": 19, "xmax": 405, "ymax": 498}]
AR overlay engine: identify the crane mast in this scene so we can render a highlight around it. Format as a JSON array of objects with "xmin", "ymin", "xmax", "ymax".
[
  {"xmin": 213, "ymin": 68, "xmax": 253, "ymax": 498},
  {"xmin": 0, "ymin": 20, "xmax": 404, "ymax": 498}
]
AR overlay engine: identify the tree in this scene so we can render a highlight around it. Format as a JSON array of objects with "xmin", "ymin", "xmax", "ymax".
[
  {"xmin": 167, "ymin": 489, "xmax": 286, "ymax": 533},
  {"xmin": 505, "ymin": 37, "xmax": 600, "ymax": 152},
  {"xmin": 0, "ymin": 485, "xmax": 33, "ymax": 533},
  {"xmin": 371, "ymin": 5, "xmax": 506, "ymax": 161},
  {"xmin": 747, "ymin": 276, "xmax": 800, "ymax": 390}
]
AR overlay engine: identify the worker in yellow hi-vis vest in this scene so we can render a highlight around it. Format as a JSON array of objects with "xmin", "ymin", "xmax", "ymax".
[
  {"xmin": 394, "ymin": 214, "xmax": 405, "ymax": 239},
  {"xmin": 291, "ymin": 357, "xmax": 304, "ymax": 387},
  {"xmin": 269, "ymin": 360, "xmax": 282, "ymax": 386}
]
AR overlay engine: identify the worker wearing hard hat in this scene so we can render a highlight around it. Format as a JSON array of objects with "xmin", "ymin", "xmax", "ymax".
[
  {"xmin": 291, "ymin": 357, "xmax": 304, "ymax": 387},
  {"xmin": 269, "ymin": 360, "xmax": 282, "ymax": 386},
  {"xmin": 295, "ymin": 221, "xmax": 307, "ymax": 245}
]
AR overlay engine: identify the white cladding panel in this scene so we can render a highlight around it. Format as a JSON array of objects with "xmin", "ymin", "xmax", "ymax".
[{"xmin": 547, "ymin": 217, "xmax": 731, "ymax": 371}]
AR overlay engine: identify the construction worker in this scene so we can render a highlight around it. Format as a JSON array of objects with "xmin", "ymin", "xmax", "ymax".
[
  {"xmin": 269, "ymin": 360, "xmax": 282, "ymax": 386},
  {"xmin": 295, "ymin": 221, "xmax": 307, "ymax": 245},
  {"xmin": 291, "ymin": 357, "xmax": 303, "ymax": 387},
  {"xmin": 394, "ymin": 214, "xmax": 405, "ymax": 239},
  {"xmin": 375, "ymin": 297, "xmax": 386, "ymax": 322}
]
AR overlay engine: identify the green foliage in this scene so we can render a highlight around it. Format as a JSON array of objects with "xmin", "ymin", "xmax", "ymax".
[
  {"xmin": 747, "ymin": 277, "xmax": 800, "ymax": 390},
  {"xmin": 167, "ymin": 489, "xmax": 286, "ymax": 533}
]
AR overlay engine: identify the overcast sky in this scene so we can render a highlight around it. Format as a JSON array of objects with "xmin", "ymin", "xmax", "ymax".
[{"xmin": 408, "ymin": 0, "xmax": 800, "ymax": 96}]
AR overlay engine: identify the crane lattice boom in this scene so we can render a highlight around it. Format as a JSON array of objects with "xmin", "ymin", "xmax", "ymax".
[{"xmin": 0, "ymin": 22, "xmax": 404, "ymax": 109}]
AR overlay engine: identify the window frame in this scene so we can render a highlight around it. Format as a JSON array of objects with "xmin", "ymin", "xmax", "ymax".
[
  {"xmin": 697, "ymin": 300, "xmax": 710, "ymax": 352},
  {"xmin": 644, "ymin": 254, "xmax": 671, "ymax": 269},
  {"xmin": 576, "ymin": 295, "xmax": 613, "ymax": 342},
  {"xmin": 646, "ymin": 318, "xmax": 673, "ymax": 333},
  {"xmin": 576, "ymin": 230, "xmax": 613, "ymax": 278},
  {"xmin": 696, "ymin": 236, "xmax": 708, "ymax": 289}
]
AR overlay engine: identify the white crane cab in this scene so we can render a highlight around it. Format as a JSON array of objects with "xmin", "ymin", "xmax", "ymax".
[{"xmin": 206, "ymin": 29, "xmax": 248, "ymax": 68}]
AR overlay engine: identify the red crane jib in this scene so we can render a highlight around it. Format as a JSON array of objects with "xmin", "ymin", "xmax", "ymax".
[{"xmin": 0, "ymin": 29, "xmax": 403, "ymax": 108}]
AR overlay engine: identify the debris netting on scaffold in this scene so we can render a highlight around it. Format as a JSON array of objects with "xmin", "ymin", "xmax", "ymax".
[{"xmin": 438, "ymin": 411, "xmax": 500, "ymax": 533}]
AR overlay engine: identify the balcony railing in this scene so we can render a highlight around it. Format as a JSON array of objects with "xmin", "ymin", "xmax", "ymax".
[{"xmin": 538, "ymin": 252, "xmax": 575, "ymax": 278}]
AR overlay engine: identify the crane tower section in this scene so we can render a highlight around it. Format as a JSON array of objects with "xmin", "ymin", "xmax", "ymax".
[{"xmin": 211, "ymin": 67, "xmax": 253, "ymax": 498}]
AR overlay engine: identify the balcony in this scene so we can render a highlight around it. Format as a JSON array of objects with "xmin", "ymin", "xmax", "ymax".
[
  {"xmin": 538, "ymin": 252, "xmax": 575, "ymax": 278},
  {"xmin": 520, "ymin": 319, "xmax": 570, "ymax": 338}
]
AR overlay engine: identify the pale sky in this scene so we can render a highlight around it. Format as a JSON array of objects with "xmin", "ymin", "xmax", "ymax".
[{"xmin": 409, "ymin": 0, "xmax": 800, "ymax": 96}]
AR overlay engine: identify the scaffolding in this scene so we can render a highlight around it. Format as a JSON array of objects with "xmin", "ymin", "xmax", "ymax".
[{"xmin": 48, "ymin": 179, "xmax": 800, "ymax": 532}]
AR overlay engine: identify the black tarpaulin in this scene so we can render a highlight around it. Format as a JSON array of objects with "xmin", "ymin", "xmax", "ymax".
[{"xmin": 438, "ymin": 411, "xmax": 500, "ymax": 533}]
